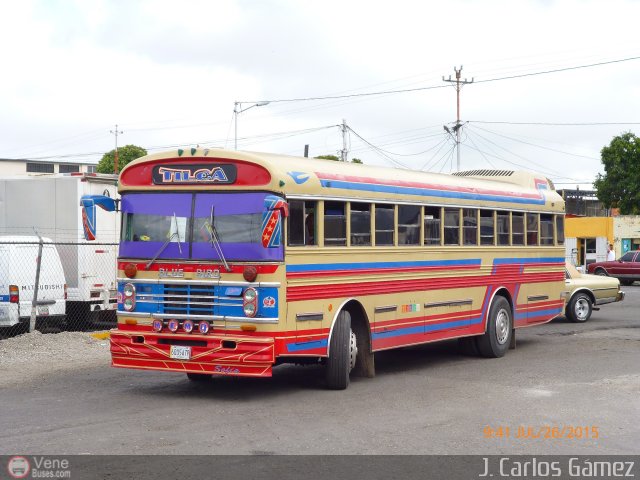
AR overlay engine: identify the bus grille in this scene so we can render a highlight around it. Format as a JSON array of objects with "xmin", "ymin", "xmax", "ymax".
[{"xmin": 161, "ymin": 283, "xmax": 238, "ymax": 316}]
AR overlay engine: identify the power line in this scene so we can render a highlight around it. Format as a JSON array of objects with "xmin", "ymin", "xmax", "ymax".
[
  {"xmin": 470, "ymin": 124, "xmax": 600, "ymax": 160},
  {"xmin": 242, "ymin": 55, "xmax": 640, "ymax": 105},
  {"xmin": 469, "ymin": 121, "xmax": 640, "ymax": 126}
]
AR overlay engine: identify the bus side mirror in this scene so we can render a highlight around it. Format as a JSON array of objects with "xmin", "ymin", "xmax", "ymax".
[{"xmin": 80, "ymin": 195, "xmax": 118, "ymax": 241}]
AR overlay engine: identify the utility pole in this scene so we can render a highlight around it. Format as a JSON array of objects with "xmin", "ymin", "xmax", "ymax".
[
  {"xmin": 340, "ymin": 119, "xmax": 348, "ymax": 162},
  {"xmin": 110, "ymin": 124, "xmax": 123, "ymax": 174},
  {"xmin": 442, "ymin": 66, "xmax": 473, "ymax": 171}
]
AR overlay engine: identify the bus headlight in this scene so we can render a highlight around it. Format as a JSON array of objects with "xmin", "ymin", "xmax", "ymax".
[
  {"xmin": 123, "ymin": 296, "xmax": 136, "ymax": 311},
  {"xmin": 123, "ymin": 283, "xmax": 136, "ymax": 297},
  {"xmin": 243, "ymin": 287, "xmax": 258, "ymax": 318}
]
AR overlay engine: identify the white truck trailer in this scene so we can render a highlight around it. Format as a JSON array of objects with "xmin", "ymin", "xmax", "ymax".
[{"xmin": 0, "ymin": 173, "xmax": 120, "ymax": 327}]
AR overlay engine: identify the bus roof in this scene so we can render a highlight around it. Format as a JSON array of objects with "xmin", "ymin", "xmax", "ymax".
[{"xmin": 119, "ymin": 148, "xmax": 564, "ymax": 212}]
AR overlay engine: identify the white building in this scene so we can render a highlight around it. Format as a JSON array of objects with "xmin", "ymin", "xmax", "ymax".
[{"xmin": 0, "ymin": 158, "xmax": 98, "ymax": 175}]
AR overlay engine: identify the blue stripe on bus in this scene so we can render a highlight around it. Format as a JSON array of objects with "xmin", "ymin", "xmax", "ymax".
[
  {"xmin": 286, "ymin": 338, "xmax": 328, "ymax": 353},
  {"xmin": 286, "ymin": 258, "xmax": 481, "ymax": 273},
  {"xmin": 493, "ymin": 257, "xmax": 565, "ymax": 265},
  {"xmin": 515, "ymin": 307, "xmax": 563, "ymax": 321},
  {"xmin": 372, "ymin": 316, "xmax": 484, "ymax": 340},
  {"xmin": 319, "ymin": 179, "xmax": 546, "ymax": 205}
]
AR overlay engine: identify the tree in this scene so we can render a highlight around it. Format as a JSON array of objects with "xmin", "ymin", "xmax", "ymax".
[
  {"xmin": 315, "ymin": 154, "xmax": 363, "ymax": 164},
  {"xmin": 594, "ymin": 132, "xmax": 640, "ymax": 214},
  {"xmin": 97, "ymin": 144, "xmax": 148, "ymax": 174}
]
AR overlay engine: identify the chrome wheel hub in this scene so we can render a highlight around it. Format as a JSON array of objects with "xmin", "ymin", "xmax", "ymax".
[
  {"xmin": 348, "ymin": 329, "xmax": 358, "ymax": 371},
  {"xmin": 495, "ymin": 309, "xmax": 510, "ymax": 345}
]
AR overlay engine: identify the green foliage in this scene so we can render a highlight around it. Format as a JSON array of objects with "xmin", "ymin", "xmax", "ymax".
[
  {"xmin": 594, "ymin": 132, "xmax": 640, "ymax": 214},
  {"xmin": 315, "ymin": 154, "xmax": 363, "ymax": 164},
  {"xmin": 97, "ymin": 144, "xmax": 148, "ymax": 174}
]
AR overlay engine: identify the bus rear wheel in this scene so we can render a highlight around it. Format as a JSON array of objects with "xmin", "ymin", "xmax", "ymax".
[
  {"xmin": 326, "ymin": 310, "xmax": 358, "ymax": 390},
  {"xmin": 476, "ymin": 296, "xmax": 512, "ymax": 358}
]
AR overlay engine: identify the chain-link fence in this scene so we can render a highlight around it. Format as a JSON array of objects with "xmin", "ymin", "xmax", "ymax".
[{"xmin": 0, "ymin": 239, "xmax": 118, "ymax": 339}]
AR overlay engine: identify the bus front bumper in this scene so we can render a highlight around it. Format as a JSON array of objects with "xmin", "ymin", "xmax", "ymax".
[{"xmin": 110, "ymin": 330, "xmax": 275, "ymax": 377}]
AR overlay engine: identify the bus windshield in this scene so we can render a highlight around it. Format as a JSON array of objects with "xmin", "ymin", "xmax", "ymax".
[{"xmin": 120, "ymin": 192, "xmax": 284, "ymax": 262}]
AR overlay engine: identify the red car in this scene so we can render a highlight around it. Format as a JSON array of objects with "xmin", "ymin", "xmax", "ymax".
[{"xmin": 587, "ymin": 250, "xmax": 640, "ymax": 286}]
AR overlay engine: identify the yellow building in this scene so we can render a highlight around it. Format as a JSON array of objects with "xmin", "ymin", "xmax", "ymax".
[{"xmin": 565, "ymin": 216, "xmax": 613, "ymax": 267}]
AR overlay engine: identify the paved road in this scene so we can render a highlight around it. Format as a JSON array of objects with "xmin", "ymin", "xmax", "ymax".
[{"xmin": 1, "ymin": 286, "xmax": 639, "ymax": 456}]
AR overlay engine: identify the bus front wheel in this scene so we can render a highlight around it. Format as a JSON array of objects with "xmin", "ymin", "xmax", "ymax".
[
  {"xmin": 476, "ymin": 296, "xmax": 512, "ymax": 358},
  {"xmin": 326, "ymin": 310, "xmax": 358, "ymax": 390}
]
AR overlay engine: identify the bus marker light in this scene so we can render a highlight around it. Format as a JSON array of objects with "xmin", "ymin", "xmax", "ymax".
[
  {"xmin": 198, "ymin": 321, "xmax": 210, "ymax": 334},
  {"xmin": 125, "ymin": 319, "xmax": 138, "ymax": 326},
  {"xmin": 168, "ymin": 319, "xmax": 179, "ymax": 332},
  {"xmin": 152, "ymin": 319, "xmax": 163, "ymax": 332},
  {"xmin": 124, "ymin": 263, "xmax": 138, "ymax": 278},
  {"xmin": 328, "ymin": 304, "xmax": 333, "ymax": 312},
  {"xmin": 243, "ymin": 265, "xmax": 258, "ymax": 282},
  {"xmin": 183, "ymin": 319, "xmax": 194, "ymax": 333},
  {"xmin": 240, "ymin": 324, "xmax": 256, "ymax": 332}
]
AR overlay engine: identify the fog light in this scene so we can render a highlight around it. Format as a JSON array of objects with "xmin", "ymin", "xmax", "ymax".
[
  {"xmin": 168, "ymin": 319, "xmax": 179, "ymax": 332},
  {"xmin": 152, "ymin": 319, "xmax": 163, "ymax": 332},
  {"xmin": 198, "ymin": 321, "xmax": 210, "ymax": 334},
  {"xmin": 183, "ymin": 319, "xmax": 194, "ymax": 333}
]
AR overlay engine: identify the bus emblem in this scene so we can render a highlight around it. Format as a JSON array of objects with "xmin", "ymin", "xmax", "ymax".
[
  {"xmin": 263, "ymin": 296, "xmax": 276, "ymax": 308},
  {"xmin": 152, "ymin": 164, "xmax": 237, "ymax": 185}
]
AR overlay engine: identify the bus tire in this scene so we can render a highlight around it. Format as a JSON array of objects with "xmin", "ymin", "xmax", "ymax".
[
  {"xmin": 186, "ymin": 373, "xmax": 212, "ymax": 382},
  {"xmin": 566, "ymin": 292, "xmax": 592, "ymax": 323},
  {"xmin": 326, "ymin": 310, "xmax": 357, "ymax": 390},
  {"xmin": 476, "ymin": 296, "xmax": 512, "ymax": 358}
]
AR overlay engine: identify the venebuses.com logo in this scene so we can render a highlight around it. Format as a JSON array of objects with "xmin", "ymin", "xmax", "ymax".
[{"xmin": 6, "ymin": 456, "xmax": 71, "ymax": 478}]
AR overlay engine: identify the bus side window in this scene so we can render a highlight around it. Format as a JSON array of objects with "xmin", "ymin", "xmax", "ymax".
[
  {"xmin": 424, "ymin": 206, "xmax": 441, "ymax": 245},
  {"xmin": 350, "ymin": 203, "xmax": 371, "ymax": 246},
  {"xmin": 398, "ymin": 205, "xmax": 420, "ymax": 245},
  {"xmin": 540, "ymin": 214, "xmax": 554, "ymax": 245},
  {"xmin": 512, "ymin": 212, "xmax": 525, "ymax": 246},
  {"xmin": 497, "ymin": 211, "xmax": 510, "ymax": 246},
  {"xmin": 444, "ymin": 208, "xmax": 460, "ymax": 245},
  {"xmin": 288, "ymin": 200, "xmax": 317, "ymax": 246},
  {"xmin": 555, "ymin": 215, "xmax": 565, "ymax": 245},
  {"xmin": 527, "ymin": 213, "xmax": 539, "ymax": 246},
  {"xmin": 480, "ymin": 210, "xmax": 495, "ymax": 245},
  {"xmin": 324, "ymin": 201, "xmax": 346, "ymax": 246},
  {"xmin": 375, "ymin": 204, "xmax": 394, "ymax": 246},
  {"xmin": 463, "ymin": 208, "xmax": 478, "ymax": 245}
]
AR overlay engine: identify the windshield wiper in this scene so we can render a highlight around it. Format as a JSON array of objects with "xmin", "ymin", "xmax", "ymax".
[
  {"xmin": 207, "ymin": 206, "xmax": 231, "ymax": 272},
  {"xmin": 145, "ymin": 213, "xmax": 183, "ymax": 270}
]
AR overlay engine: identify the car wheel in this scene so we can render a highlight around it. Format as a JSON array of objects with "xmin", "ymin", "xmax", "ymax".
[
  {"xmin": 620, "ymin": 279, "xmax": 633, "ymax": 286},
  {"xmin": 326, "ymin": 310, "xmax": 357, "ymax": 390},
  {"xmin": 594, "ymin": 268, "xmax": 608, "ymax": 276},
  {"xmin": 567, "ymin": 292, "xmax": 592, "ymax": 323},
  {"xmin": 476, "ymin": 296, "xmax": 512, "ymax": 358}
]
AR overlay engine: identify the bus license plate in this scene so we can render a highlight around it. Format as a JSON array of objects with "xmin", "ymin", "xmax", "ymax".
[
  {"xmin": 37, "ymin": 306, "xmax": 49, "ymax": 315},
  {"xmin": 170, "ymin": 345, "xmax": 191, "ymax": 360}
]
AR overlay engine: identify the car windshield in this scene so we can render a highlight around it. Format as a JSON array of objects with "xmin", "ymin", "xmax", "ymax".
[{"xmin": 120, "ymin": 192, "xmax": 284, "ymax": 262}]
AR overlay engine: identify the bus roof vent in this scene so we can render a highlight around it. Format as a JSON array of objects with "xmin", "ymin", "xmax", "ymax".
[{"xmin": 452, "ymin": 170, "xmax": 515, "ymax": 177}]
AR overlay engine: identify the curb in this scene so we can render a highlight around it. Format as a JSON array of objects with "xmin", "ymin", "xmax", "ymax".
[{"xmin": 90, "ymin": 331, "xmax": 111, "ymax": 340}]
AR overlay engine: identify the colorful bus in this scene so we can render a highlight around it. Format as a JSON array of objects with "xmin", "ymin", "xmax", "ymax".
[{"xmin": 106, "ymin": 148, "xmax": 565, "ymax": 389}]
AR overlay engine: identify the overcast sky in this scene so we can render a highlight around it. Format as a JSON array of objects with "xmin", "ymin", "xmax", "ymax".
[{"xmin": 1, "ymin": 0, "xmax": 639, "ymax": 188}]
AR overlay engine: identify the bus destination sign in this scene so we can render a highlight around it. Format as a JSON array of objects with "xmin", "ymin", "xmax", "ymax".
[{"xmin": 152, "ymin": 164, "xmax": 237, "ymax": 185}]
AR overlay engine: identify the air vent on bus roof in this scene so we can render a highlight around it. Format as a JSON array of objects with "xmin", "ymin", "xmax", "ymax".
[{"xmin": 452, "ymin": 170, "xmax": 515, "ymax": 177}]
